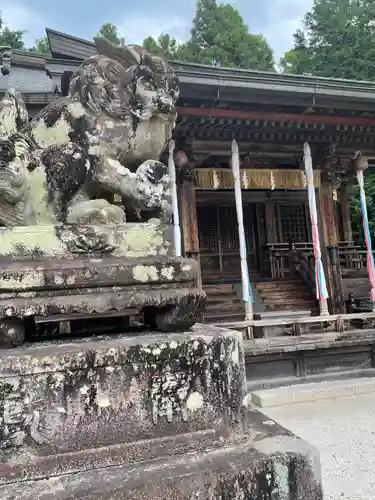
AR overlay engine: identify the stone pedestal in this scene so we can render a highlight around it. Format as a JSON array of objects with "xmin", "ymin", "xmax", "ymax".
[{"xmin": 0, "ymin": 325, "xmax": 323, "ymax": 499}]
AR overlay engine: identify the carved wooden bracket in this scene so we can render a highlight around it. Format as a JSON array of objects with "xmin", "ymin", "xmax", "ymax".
[
  {"xmin": 316, "ymin": 144, "xmax": 359, "ymax": 187},
  {"xmin": 175, "ymin": 150, "xmax": 195, "ymax": 184}
]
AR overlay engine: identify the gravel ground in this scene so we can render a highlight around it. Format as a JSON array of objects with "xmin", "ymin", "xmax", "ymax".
[{"xmin": 260, "ymin": 393, "xmax": 375, "ymax": 500}]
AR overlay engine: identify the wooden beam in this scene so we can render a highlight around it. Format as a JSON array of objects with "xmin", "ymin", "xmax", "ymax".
[{"xmin": 177, "ymin": 106, "xmax": 375, "ymax": 127}]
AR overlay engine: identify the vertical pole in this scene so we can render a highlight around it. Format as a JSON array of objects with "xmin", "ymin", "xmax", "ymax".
[
  {"xmin": 354, "ymin": 152, "xmax": 375, "ymax": 310},
  {"xmin": 303, "ymin": 143, "xmax": 329, "ymax": 316},
  {"xmin": 231, "ymin": 140, "xmax": 253, "ymax": 321},
  {"xmin": 168, "ymin": 140, "xmax": 181, "ymax": 257}
]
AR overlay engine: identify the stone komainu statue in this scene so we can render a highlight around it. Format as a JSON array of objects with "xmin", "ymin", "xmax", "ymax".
[
  {"xmin": 0, "ymin": 37, "xmax": 205, "ymax": 346},
  {"xmin": 0, "ymin": 37, "xmax": 180, "ymax": 226}
]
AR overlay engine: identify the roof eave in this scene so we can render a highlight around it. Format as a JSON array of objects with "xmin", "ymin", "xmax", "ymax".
[{"xmin": 177, "ymin": 74, "xmax": 375, "ymax": 105}]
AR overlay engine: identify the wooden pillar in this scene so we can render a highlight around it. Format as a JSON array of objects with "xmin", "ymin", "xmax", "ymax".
[
  {"xmin": 338, "ymin": 183, "xmax": 353, "ymax": 242},
  {"xmin": 175, "ymin": 153, "xmax": 201, "ymax": 287},
  {"xmin": 179, "ymin": 178, "xmax": 199, "ymax": 258},
  {"xmin": 264, "ymin": 198, "xmax": 277, "ymax": 277},
  {"xmin": 265, "ymin": 198, "xmax": 277, "ymax": 243},
  {"xmin": 174, "ymin": 151, "xmax": 199, "ymax": 258},
  {"xmin": 316, "ymin": 183, "xmax": 346, "ymax": 313}
]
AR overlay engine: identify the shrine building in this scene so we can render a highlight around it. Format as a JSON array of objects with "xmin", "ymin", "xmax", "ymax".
[{"xmin": 2, "ymin": 29, "xmax": 375, "ymax": 382}]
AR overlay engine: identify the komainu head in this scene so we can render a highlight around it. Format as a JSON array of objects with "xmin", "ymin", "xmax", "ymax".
[{"xmin": 68, "ymin": 37, "xmax": 180, "ymax": 122}]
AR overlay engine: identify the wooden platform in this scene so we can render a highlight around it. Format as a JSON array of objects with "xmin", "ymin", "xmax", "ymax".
[{"xmin": 244, "ymin": 330, "xmax": 375, "ymax": 391}]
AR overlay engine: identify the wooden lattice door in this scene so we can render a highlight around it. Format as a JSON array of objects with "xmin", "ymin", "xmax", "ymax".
[
  {"xmin": 197, "ymin": 204, "xmax": 257, "ymax": 282},
  {"xmin": 278, "ymin": 203, "xmax": 310, "ymax": 243}
]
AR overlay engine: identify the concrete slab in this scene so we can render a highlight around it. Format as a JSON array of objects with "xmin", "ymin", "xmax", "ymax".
[{"xmin": 251, "ymin": 377, "xmax": 375, "ymax": 408}]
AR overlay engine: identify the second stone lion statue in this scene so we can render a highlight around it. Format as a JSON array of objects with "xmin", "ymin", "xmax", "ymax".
[{"xmin": 0, "ymin": 36, "xmax": 180, "ymax": 227}]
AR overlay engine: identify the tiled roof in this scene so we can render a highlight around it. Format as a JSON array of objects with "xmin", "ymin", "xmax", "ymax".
[
  {"xmin": 0, "ymin": 66, "xmax": 53, "ymax": 93},
  {"xmin": 46, "ymin": 28, "xmax": 96, "ymax": 60}
]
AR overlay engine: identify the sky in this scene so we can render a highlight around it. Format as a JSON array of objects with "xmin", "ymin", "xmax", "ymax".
[{"xmin": 0, "ymin": 0, "xmax": 314, "ymax": 59}]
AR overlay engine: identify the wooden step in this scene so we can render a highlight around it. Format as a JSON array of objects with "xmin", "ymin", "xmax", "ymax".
[
  {"xmin": 265, "ymin": 303, "xmax": 317, "ymax": 310},
  {"xmin": 255, "ymin": 276, "xmax": 317, "ymax": 314},
  {"xmin": 259, "ymin": 291, "xmax": 314, "ymax": 299},
  {"xmin": 206, "ymin": 300, "xmax": 243, "ymax": 310},
  {"xmin": 207, "ymin": 293, "xmax": 242, "ymax": 304},
  {"xmin": 255, "ymin": 279, "xmax": 300, "ymax": 286},
  {"xmin": 203, "ymin": 312, "xmax": 245, "ymax": 324},
  {"xmin": 202, "ymin": 281, "xmax": 245, "ymax": 324},
  {"xmin": 256, "ymin": 284, "xmax": 307, "ymax": 292},
  {"xmin": 263, "ymin": 301, "xmax": 317, "ymax": 309},
  {"xmin": 262, "ymin": 295, "xmax": 317, "ymax": 303},
  {"xmin": 203, "ymin": 284, "xmax": 235, "ymax": 293}
]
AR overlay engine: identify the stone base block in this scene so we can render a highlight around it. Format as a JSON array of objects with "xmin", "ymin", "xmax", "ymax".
[
  {"xmin": 0, "ymin": 324, "xmax": 323, "ymax": 499},
  {"xmin": 0, "ymin": 407, "xmax": 323, "ymax": 499}
]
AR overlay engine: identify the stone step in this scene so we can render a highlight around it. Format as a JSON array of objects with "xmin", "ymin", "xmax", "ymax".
[{"xmin": 250, "ymin": 377, "xmax": 375, "ymax": 408}]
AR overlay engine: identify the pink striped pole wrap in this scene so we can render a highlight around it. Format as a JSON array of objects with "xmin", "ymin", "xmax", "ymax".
[
  {"xmin": 303, "ymin": 143, "xmax": 329, "ymax": 312},
  {"xmin": 356, "ymin": 169, "xmax": 375, "ymax": 306}
]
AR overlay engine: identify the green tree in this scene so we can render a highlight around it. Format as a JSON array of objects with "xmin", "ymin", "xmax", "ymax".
[
  {"xmin": 280, "ymin": 0, "xmax": 375, "ymax": 80},
  {"xmin": 0, "ymin": 15, "xmax": 25, "ymax": 49},
  {"xmin": 30, "ymin": 36, "xmax": 50, "ymax": 55},
  {"xmin": 279, "ymin": 30, "xmax": 311, "ymax": 74},
  {"xmin": 97, "ymin": 22, "xmax": 125, "ymax": 46},
  {"xmin": 183, "ymin": 0, "xmax": 274, "ymax": 70},
  {"xmin": 143, "ymin": 34, "xmax": 181, "ymax": 59},
  {"xmin": 349, "ymin": 170, "xmax": 375, "ymax": 244},
  {"xmin": 280, "ymin": 1, "xmax": 375, "ymax": 242}
]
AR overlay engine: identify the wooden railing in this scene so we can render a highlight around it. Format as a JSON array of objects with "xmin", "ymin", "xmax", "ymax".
[
  {"xmin": 338, "ymin": 241, "xmax": 367, "ymax": 270},
  {"xmin": 268, "ymin": 241, "xmax": 370, "ymax": 277},
  {"xmin": 267, "ymin": 242, "xmax": 313, "ymax": 279},
  {"xmin": 289, "ymin": 248, "xmax": 316, "ymax": 294}
]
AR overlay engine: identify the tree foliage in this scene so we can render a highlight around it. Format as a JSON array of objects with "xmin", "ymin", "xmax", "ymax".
[
  {"xmin": 143, "ymin": 0, "xmax": 274, "ymax": 70},
  {"xmin": 143, "ymin": 34, "xmax": 181, "ymax": 59},
  {"xmin": 30, "ymin": 36, "xmax": 50, "ymax": 55},
  {"xmin": 96, "ymin": 22, "xmax": 125, "ymax": 46},
  {"xmin": 280, "ymin": 0, "xmax": 375, "ymax": 80},
  {"xmin": 349, "ymin": 170, "xmax": 375, "ymax": 244},
  {"xmin": 279, "ymin": 30, "xmax": 311, "ymax": 74},
  {"xmin": 280, "ymin": 1, "xmax": 375, "ymax": 243},
  {"xmin": 183, "ymin": 0, "xmax": 274, "ymax": 70},
  {"xmin": 0, "ymin": 15, "xmax": 25, "ymax": 49}
]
